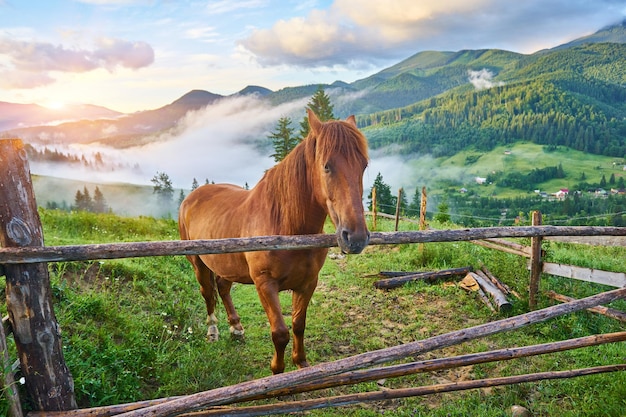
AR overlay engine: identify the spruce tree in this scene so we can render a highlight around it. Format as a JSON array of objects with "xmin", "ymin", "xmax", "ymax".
[
  {"xmin": 93, "ymin": 186, "xmax": 108, "ymax": 213},
  {"xmin": 269, "ymin": 116, "xmax": 298, "ymax": 162},
  {"xmin": 367, "ymin": 172, "xmax": 396, "ymax": 215},
  {"xmin": 299, "ymin": 86, "xmax": 335, "ymax": 139}
]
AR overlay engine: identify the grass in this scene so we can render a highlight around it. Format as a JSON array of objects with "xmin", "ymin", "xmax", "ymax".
[
  {"xmin": 407, "ymin": 142, "xmax": 625, "ymax": 199},
  {"xmin": 1, "ymin": 209, "xmax": 625, "ymax": 416}
]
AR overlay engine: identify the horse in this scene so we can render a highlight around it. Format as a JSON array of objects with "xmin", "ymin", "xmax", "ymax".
[{"xmin": 178, "ymin": 109, "xmax": 370, "ymax": 374}]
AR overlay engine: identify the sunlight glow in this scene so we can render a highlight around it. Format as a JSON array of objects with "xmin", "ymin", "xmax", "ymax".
[{"xmin": 42, "ymin": 100, "xmax": 66, "ymax": 110}]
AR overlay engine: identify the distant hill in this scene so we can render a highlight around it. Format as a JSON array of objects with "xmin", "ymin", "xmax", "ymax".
[{"xmin": 0, "ymin": 102, "xmax": 122, "ymax": 130}]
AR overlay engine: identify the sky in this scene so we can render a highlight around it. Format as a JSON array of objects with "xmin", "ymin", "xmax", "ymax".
[{"xmin": 1, "ymin": 0, "xmax": 625, "ymax": 114}]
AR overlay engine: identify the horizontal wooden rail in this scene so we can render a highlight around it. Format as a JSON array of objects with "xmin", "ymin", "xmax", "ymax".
[{"xmin": 1, "ymin": 226, "xmax": 626, "ymax": 264}]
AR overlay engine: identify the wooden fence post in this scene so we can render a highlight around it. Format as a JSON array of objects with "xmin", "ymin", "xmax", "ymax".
[
  {"xmin": 0, "ymin": 139, "xmax": 77, "ymax": 411},
  {"xmin": 371, "ymin": 187, "xmax": 377, "ymax": 231},
  {"xmin": 394, "ymin": 188, "xmax": 403, "ymax": 231},
  {"xmin": 419, "ymin": 187, "xmax": 427, "ymax": 254},
  {"xmin": 529, "ymin": 211, "xmax": 543, "ymax": 310}
]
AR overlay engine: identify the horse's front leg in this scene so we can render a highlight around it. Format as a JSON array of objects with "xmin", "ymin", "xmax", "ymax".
[
  {"xmin": 255, "ymin": 280, "xmax": 289, "ymax": 374},
  {"xmin": 291, "ymin": 282, "xmax": 317, "ymax": 369}
]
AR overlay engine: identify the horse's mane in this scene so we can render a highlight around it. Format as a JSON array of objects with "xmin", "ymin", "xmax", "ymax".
[{"xmin": 260, "ymin": 119, "xmax": 369, "ymax": 234}]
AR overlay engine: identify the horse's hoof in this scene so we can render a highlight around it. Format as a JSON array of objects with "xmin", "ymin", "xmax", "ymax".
[
  {"xmin": 207, "ymin": 325, "xmax": 219, "ymax": 342},
  {"xmin": 296, "ymin": 361, "xmax": 310, "ymax": 369},
  {"xmin": 230, "ymin": 326, "xmax": 245, "ymax": 341}
]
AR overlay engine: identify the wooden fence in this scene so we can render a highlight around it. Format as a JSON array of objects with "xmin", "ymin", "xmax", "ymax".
[{"xmin": 1, "ymin": 138, "xmax": 626, "ymax": 416}]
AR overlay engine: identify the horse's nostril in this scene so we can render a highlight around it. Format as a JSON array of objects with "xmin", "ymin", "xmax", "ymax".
[{"xmin": 342, "ymin": 229, "xmax": 350, "ymax": 244}]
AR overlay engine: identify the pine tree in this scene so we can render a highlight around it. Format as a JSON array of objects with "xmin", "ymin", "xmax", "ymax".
[
  {"xmin": 269, "ymin": 116, "xmax": 298, "ymax": 162},
  {"xmin": 299, "ymin": 86, "xmax": 335, "ymax": 139},
  {"xmin": 93, "ymin": 186, "xmax": 108, "ymax": 213},
  {"xmin": 367, "ymin": 172, "xmax": 396, "ymax": 215},
  {"xmin": 191, "ymin": 178, "xmax": 199, "ymax": 191}
]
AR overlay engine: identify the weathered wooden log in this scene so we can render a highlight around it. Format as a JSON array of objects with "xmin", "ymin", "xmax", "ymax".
[
  {"xmin": 529, "ymin": 211, "xmax": 543, "ymax": 309},
  {"xmin": 479, "ymin": 262, "xmax": 521, "ymax": 299},
  {"xmin": 546, "ymin": 291, "xmax": 626, "ymax": 323},
  {"xmin": 112, "ymin": 287, "xmax": 626, "ymax": 417},
  {"xmin": 25, "ymin": 396, "xmax": 185, "ymax": 417},
  {"xmin": 31, "ymin": 332, "xmax": 626, "ymax": 417},
  {"xmin": 2, "ymin": 226, "xmax": 626, "ymax": 264},
  {"xmin": 373, "ymin": 266, "xmax": 472, "ymax": 289},
  {"xmin": 473, "ymin": 239, "xmax": 531, "ymax": 258},
  {"xmin": 472, "ymin": 271, "xmax": 513, "ymax": 313},
  {"xmin": 220, "ymin": 331, "xmax": 626, "ymax": 403},
  {"xmin": 175, "ymin": 364, "xmax": 626, "ymax": 417},
  {"xmin": 0, "ymin": 139, "xmax": 77, "ymax": 411}
]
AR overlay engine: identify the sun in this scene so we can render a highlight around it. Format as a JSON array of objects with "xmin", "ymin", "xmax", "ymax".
[{"xmin": 42, "ymin": 100, "xmax": 67, "ymax": 110}]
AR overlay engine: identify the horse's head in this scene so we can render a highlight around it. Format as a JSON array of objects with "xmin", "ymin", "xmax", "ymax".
[{"xmin": 307, "ymin": 109, "xmax": 370, "ymax": 254}]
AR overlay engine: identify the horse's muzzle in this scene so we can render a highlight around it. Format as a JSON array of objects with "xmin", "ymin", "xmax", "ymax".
[{"xmin": 337, "ymin": 228, "xmax": 370, "ymax": 254}]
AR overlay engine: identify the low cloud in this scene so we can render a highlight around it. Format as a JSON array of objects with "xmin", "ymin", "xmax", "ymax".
[
  {"xmin": 31, "ymin": 94, "xmax": 310, "ymax": 190},
  {"xmin": 468, "ymin": 68, "xmax": 504, "ymax": 90},
  {"xmin": 0, "ymin": 36, "xmax": 154, "ymax": 88}
]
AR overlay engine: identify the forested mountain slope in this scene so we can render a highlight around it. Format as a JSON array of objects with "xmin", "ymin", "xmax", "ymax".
[{"xmin": 360, "ymin": 42, "xmax": 626, "ymax": 159}]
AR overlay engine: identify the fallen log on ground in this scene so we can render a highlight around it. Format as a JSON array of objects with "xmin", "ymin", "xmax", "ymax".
[
  {"xmin": 460, "ymin": 274, "xmax": 496, "ymax": 312},
  {"xmin": 178, "ymin": 364, "xmax": 626, "ymax": 417},
  {"xmin": 472, "ymin": 271, "xmax": 513, "ymax": 313},
  {"xmin": 105, "ymin": 287, "xmax": 626, "ymax": 417},
  {"xmin": 373, "ymin": 266, "xmax": 472, "ymax": 289},
  {"xmin": 546, "ymin": 291, "xmax": 626, "ymax": 323},
  {"xmin": 479, "ymin": 262, "xmax": 521, "ymax": 299}
]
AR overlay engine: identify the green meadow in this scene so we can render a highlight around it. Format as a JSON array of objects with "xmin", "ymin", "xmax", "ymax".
[{"xmin": 1, "ymin": 209, "xmax": 624, "ymax": 416}]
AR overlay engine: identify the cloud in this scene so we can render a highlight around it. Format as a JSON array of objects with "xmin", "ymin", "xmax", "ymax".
[
  {"xmin": 239, "ymin": 0, "xmax": 625, "ymax": 67},
  {"xmin": 0, "ymin": 36, "xmax": 154, "ymax": 88},
  {"xmin": 468, "ymin": 69, "xmax": 504, "ymax": 90}
]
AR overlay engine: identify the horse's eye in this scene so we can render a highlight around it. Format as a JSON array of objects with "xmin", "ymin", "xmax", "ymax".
[{"xmin": 323, "ymin": 163, "xmax": 331, "ymax": 174}]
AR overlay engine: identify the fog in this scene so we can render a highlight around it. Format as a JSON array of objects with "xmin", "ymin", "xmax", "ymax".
[
  {"xmin": 31, "ymin": 95, "xmax": 310, "ymax": 190},
  {"xmin": 28, "ymin": 93, "xmax": 447, "ymax": 216}
]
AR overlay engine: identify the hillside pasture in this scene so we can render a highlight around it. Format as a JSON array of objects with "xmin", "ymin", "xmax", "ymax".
[
  {"xmin": 400, "ymin": 142, "xmax": 624, "ymax": 200},
  {"xmin": 1, "ymin": 209, "xmax": 624, "ymax": 416}
]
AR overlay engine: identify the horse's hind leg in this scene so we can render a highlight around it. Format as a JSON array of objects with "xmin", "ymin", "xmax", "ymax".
[
  {"xmin": 186, "ymin": 255, "xmax": 220, "ymax": 341},
  {"xmin": 216, "ymin": 277, "xmax": 245, "ymax": 340}
]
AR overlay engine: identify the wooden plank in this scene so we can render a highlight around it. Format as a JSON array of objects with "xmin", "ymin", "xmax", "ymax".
[
  {"xmin": 542, "ymin": 262, "xmax": 626, "ymax": 288},
  {"xmin": 546, "ymin": 235, "xmax": 626, "ymax": 247}
]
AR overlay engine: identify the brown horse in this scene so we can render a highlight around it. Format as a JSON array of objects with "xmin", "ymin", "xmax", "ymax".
[{"xmin": 178, "ymin": 109, "xmax": 369, "ymax": 374}]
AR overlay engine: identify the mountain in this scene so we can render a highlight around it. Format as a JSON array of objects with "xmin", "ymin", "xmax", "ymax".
[
  {"xmin": 2, "ymin": 20, "xmax": 625, "ymax": 155},
  {"xmin": 362, "ymin": 41, "xmax": 626, "ymax": 159},
  {"xmin": 3, "ymin": 89, "xmax": 223, "ymax": 148},
  {"xmin": 549, "ymin": 19, "xmax": 626, "ymax": 51}
]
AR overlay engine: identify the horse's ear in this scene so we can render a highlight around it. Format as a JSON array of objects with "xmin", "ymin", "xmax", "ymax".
[
  {"xmin": 307, "ymin": 108, "xmax": 322, "ymax": 134},
  {"xmin": 346, "ymin": 115, "xmax": 356, "ymax": 127}
]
